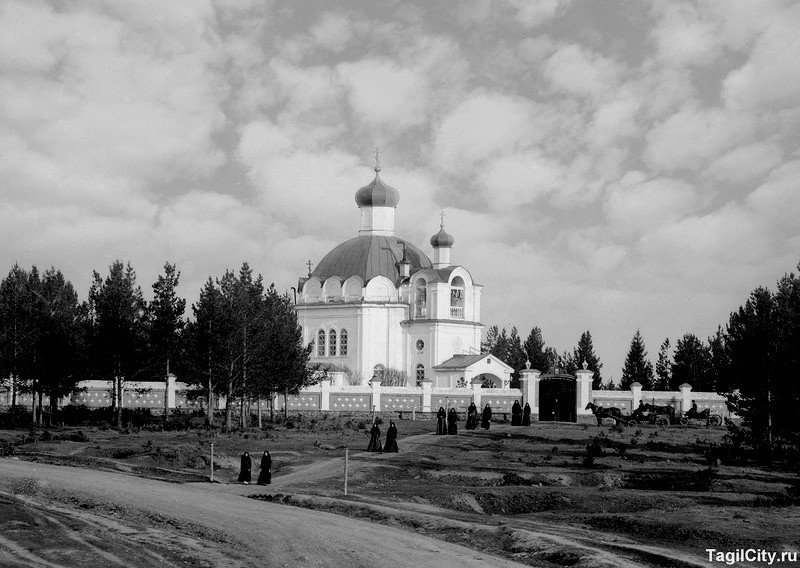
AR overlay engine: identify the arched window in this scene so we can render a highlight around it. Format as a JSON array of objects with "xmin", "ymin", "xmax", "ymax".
[
  {"xmin": 415, "ymin": 279, "xmax": 427, "ymax": 318},
  {"xmin": 450, "ymin": 276, "xmax": 465, "ymax": 319},
  {"xmin": 329, "ymin": 329, "xmax": 337, "ymax": 356},
  {"xmin": 317, "ymin": 329, "xmax": 326, "ymax": 357},
  {"xmin": 339, "ymin": 329, "xmax": 348, "ymax": 356},
  {"xmin": 372, "ymin": 363, "xmax": 385, "ymax": 382},
  {"xmin": 415, "ymin": 363, "xmax": 425, "ymax": 386}
]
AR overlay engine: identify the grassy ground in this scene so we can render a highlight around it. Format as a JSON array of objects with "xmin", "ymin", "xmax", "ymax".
[{"xmin": 2, "ymin": 413, "xmax": 799, "ymax": 567}]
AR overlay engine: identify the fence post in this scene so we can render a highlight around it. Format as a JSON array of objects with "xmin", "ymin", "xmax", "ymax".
[{"xmin": 343, "ymin": 448, "xmax": 349, "ymax": 496}]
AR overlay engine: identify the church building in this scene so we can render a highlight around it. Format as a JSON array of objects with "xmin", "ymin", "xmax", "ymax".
[{"xmin": 296, "ymin": 162, "xmax": 513, "ymax": 388}]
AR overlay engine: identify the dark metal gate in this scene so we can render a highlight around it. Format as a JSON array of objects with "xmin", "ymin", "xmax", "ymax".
[{"xmin": 539, "ymin": 374, "xmax": 576, "ymax": 422}]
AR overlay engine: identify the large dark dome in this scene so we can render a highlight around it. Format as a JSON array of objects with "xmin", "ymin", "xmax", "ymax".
[{"xmin": 311, "ymin": 235, "xmax": 432, "ymax": 283}]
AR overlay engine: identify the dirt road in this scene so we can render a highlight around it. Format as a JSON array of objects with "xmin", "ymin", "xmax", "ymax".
[{"xmin": 0, "ymin": 458, "xmax": 529, "ymax": 568}]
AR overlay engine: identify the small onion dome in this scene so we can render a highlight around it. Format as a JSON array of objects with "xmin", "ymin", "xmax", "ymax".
[
  {"xmin": 355, "ymin": 167, "xmax": 400, "ymax": 208},
  {"xmin": 430, "ymin": 225, "xmax": 454, "ymax": 248}
]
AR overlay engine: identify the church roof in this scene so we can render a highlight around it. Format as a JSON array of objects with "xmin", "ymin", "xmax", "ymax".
[
  {"xmin": 354, "ymin": 169, "xmax": 400, "ymax": 208},
  {"xmin": 311, "ymin": 235, "xmax": 432, "ymax": 283},
  {"xmin": 433, "ymin": 353, "xmax": 490, "ymax": 370}
]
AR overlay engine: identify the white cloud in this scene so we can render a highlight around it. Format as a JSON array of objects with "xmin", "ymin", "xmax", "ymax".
[
  {"xmin": 309, "ymin": 12, "xmax": 353, "ymax": 52},
  {"xmin": 337, "ymin": 58, "xmax": 430, "ymax": 132},
  {"xmin": 604, "ymin": 174, "xmax": 700, "ymax": 239},
  {"xmin": 649, "ymin": 2, "xmax": 722, "ymax": 67},
  {"xmin": 432, "ymin": 92, "xmax": 540, "ymax": 174},
  {"xmin": 722, "ymin": 8, "xmax": 800, "ymax": 110},
  {"xmin": 504, "ymin": 0, "xmax": 572, "ymax": 28},
  {"xmin": 704, "ymin": 142, "xmax": 783, "ymax": 184},
  {"xmin": 543, "ymin": 44, "xmax": 622, "ymax": 99},
  {"xmin": 644, "ymin": 103, "xmax": 757, "ymax": 172}
]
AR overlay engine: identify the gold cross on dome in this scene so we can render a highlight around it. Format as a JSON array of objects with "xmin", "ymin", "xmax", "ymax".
[
  {"xmin": 439, "ymin": 210, "xmax": 446, "ymax": 227},
  {"xmin": 306, "ymin": 259, "xmax": 313, "ymax": 276},
  {"xmin": 374, "ymin": 147, "xmax": 381, "ymax": 171}
]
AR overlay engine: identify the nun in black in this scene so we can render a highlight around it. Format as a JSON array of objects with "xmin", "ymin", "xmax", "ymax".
[
  {"xmin": 237, "ymin": 451, "xmax": 252, "ymax": 484},
  {"xmin": 466, "ymin": 402, "xmax": 478, "ymax": 430},
  {"xmin": 384, "ymin": 421, "xmax": 399, "ymax": 452},
  {"xmin": 522, "ymin": 402, "xmax": 532, "ymax": 426},
  {"xmin": 511, "ymin": 400, "xmax": 522, "ymax": 426},
  {"xmin": 257, "ymin": 451, "xmax": 272, "ymax": 485},
  {"xmin": 367, "ymin": 422, "xmax": 383, "ymax": 452},
  {"xmin": 436, "ymin": 407, "xmax": 447, "ymax": 435},
  {"xmin": 481, "ymin": 404, "xmax": 492, "ymax": 430},
  {"xmin": 447, "ymin": 408, "xmax": 459, "ymax": 435}
]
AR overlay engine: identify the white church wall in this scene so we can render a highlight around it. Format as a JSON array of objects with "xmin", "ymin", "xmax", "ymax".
[{"xmin": 358, "ymin": 303, "xmax": 408, "ymax": 381}]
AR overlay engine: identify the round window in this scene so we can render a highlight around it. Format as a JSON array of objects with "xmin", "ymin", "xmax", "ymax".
[{"xmin": 415, "ymin": 339, "xmax": 425, "ymax": 352}]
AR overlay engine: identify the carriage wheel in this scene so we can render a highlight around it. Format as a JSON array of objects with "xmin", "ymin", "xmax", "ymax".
[
  {"xmin": 655, "ymin": 416, "xmax": 669, "ymax": 429},
  {"xmin": 626, "ymin": 419, "xmax": 638, "ymax": 428},
  {"xmin": 709, "ymin": 414, "xmax": 723, "ymax": 426},
  {"xmin": 679, "ymin": 417, "xmax": 689, "ymax": 426}
]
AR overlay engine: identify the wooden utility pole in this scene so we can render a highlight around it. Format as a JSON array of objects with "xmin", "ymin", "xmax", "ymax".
[{"xmin": 343, "ymin": 448, "xmax": 349, "ymax": 496}]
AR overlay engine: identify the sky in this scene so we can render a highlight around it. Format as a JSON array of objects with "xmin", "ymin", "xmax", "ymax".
[{"xmin": 2, "ymin": 0, "xmax": 799, "ymax": 384}]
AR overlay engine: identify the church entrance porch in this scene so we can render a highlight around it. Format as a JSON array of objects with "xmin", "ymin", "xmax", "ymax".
[
  {"xmin": 538, "ymin": 375, "xmax": 576, "ymax": 422},
  {"xmin": 476, "ymin": 373, "xmax": 503, "ymax": 388}
]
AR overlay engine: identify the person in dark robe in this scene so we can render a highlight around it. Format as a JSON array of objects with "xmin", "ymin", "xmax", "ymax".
[
  {"xmin": 522, "ymin": 402, "xmax": 531, "ymax": 426},
  {"xmin": 257, "ymin": 451, "xmax": 272, "ymax": 485},
  {"xmin": 447, "ymin": 407, "xmax": 459, "ymax": 435},
  {"xmin": 237, "ymin": 451, "xmax": 252, "ymax": 484},
  {"xmin": 466, "ymin": 402, "xmax": 478, "ymax": 430},
  {"xmin": 384, "ymin": 421, "xmax": 399, "ymax": 452},
  {"xmin": 481, "ymin": 404, "xmax": 492, "ymax": 430},
  {"xmin": 436, "ymin": 407, "xmax": 447, "ymax": 435},
  {"xmin": 511, "ymin": 400, "xmax": 522, "ymax": 426},
  {"xmin": 366, "ymin": 421, "xmax": 383, "ymax": 452}
]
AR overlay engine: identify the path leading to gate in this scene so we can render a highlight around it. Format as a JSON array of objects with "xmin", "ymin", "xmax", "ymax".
[{"xmin": 261, "ymin": 426, "xmax": 710, "ymax": 568}]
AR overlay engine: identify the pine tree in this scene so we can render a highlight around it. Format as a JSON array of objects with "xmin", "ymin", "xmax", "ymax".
[
  {"xmin": 261, "ymin": 285, "xmax": 314, "ymax": 418},
  {"xmin": 620, "ymin": 329, "xmax": 654, "ymax": 389},
  {"xmin": 572, "ymin": 330, "xmax": 603, "ymax": 388},
  {"xmin": 186, "ymin": 277, "xmax": 228, "ymax": 427},
  {"xmin": 654, "ymin": 338, "xmax": 672, "ymax": 390},
  {"xmin": 33, "ymin": 268, "xmax": 86, "ymax": 425},
  {"xmin": 87, "ymin": 261, "xmax": 148, "ymax": 429},
  {"xmin": 523, "ymin": 326, "xmax": 549, "ymax": 372},
  {"xmin": 671, "ymin": 333, "xmax": 712, "ymax": 390},
  {"xmin": 0, "ymin": 265, "xmax": 39, "ymax": 421},
  {"xmin": 148, "ymin": 262, "xmax": 186, "ymax": 420}
]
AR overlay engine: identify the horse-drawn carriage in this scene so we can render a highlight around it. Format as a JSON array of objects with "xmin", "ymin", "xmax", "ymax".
[
  {"xmin": 680, "ymin": 406, "xmax": 723, "ymax": 426},
  {"xmin": 586, "ymin": 402, "xmax": 672, "ymax": 429}
]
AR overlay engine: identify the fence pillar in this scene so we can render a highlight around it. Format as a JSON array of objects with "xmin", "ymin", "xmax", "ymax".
[
  {"xmin": 166, "ymin": 373, "xmax": 176, "ymax": 409},
  {"xmin": 320, "ymin": 378, "xmax": 331, "ymax": 411},
  {"xmin": 519, "ymin": 365, "xmax": 541, "ymax": 415},
  {"xmin": 575, "ymin": 367, "xmax": 593, "ymax": 417},
  {"xmin": 630, "ymin": 382, "xmax": 642, "ymax": 411},
  {"xmin": 470, "ymin": 377, "xmax": 483, "ymax": 410},
  {"xmin": 421, "ymin": 378, "xmax": 432, "ymax": 412},
  {"xmin": 370, "ymin": 379, "xmax": 382, "ymax": 412},
  {"xmin": 679, "ymin": 383, "xmax": 692, "ymax": 413}
]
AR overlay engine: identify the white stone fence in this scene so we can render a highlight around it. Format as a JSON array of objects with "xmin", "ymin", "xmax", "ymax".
[{"xmin": 1, "ymin": 371, "xmax": 729, "ymax": 422}]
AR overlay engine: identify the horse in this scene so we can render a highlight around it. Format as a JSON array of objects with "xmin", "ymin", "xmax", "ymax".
[{"xmin": 585, "ymin": 402, "xmax": 622, "ymax": 426}]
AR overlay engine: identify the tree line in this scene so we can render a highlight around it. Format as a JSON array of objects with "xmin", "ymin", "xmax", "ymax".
[
  {"xmin": 0, "ymin": 260, "xmax": 314, "ymax": 430},
  {"xmin": 484, "ymin": 260, "xmax": 800, "ymax": 455}
]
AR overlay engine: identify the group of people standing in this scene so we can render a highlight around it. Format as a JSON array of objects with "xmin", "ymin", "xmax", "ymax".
[
  {"xmin": 366, "ymin": 420, "xmax": 399, "ymax": 453},
  {"xmin": 436, "ymin": 407, "xmax": 462, "ymax": 435},
  {"xmin": 511, "ymin": 400, "xmax": 532, "ymax": 426},
  {"xmin": 237, "ymin": 450, "xmax": 272, "ymax": 485}
]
